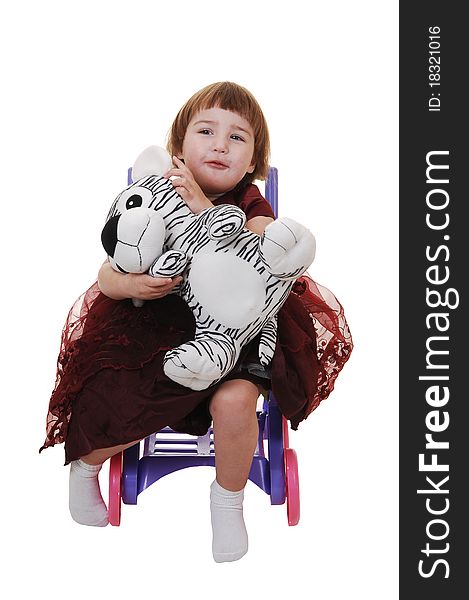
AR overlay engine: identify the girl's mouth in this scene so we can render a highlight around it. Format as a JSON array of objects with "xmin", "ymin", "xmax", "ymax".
[{"xmin": 206, "ymin": 161, "xmax": 229, "ymax": 169}]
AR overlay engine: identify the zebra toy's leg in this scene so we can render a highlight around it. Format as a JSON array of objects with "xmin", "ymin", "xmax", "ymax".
[
  {"xmin": 201, "ymin": 205, "xmax": 246, "ymax": 241},
  {"xmin": 258, "ymin": 316, "xmax": 278, "ymax": 367},
  {"xmin": 149, "ymin": 249, "xmax": 188, "ymax": 278},
  {"xmin": 163, "ymin": 330, "xmax": 242, "ymax": 391},
  {"xmin": 259, "ymin": 218, "xmax": 316, "ymax": 280}
]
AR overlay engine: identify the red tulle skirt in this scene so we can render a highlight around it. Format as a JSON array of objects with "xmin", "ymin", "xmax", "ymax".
[{"xmin": 39, "ymin": 276, "xmax": 353, "ymax": 465}]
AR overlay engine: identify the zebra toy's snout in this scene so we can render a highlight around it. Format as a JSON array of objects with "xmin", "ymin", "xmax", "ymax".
[
  {"xmin": 102, "ymin": 205, "xmax": 166, "ymax": 274},
  {"xmin": 101, "ymin": 214, "xmax": 120, "ymax": 257}
]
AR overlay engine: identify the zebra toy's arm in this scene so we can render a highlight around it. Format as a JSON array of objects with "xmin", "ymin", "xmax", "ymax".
[
  {"xmin": 149, "ymin": 249, "xmax": 188, "ymax": 278},
  {"xmin": 259, "ymin": 218, "xmax": 316, "ymax": 280},
  {"xmin": 200, "ymin": 204, "xmax": 247, "ymax": 241},
  {"xmin": 131, "ymin": 249, "xmax": 188, "ymax": 308},
  {"xmin": 259, "ymin": 315, "xmax": 278, "ymax": 367}
]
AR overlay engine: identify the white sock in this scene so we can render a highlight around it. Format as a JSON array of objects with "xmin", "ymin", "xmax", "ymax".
[
  {"xmin": 69, "ymin": 459, "xmax": 109, "ymax": 527},
  {"xmin": 210, "ymin": 479, "xmax": 248, "ymax": 563}
]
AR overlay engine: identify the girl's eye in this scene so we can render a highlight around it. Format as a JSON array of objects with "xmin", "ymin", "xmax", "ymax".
[
  {"xmin": 199, "ymin": 129, "xmax": 212, "ymax": 135},
  {"xmin": 231, "ymin": 134, "xmax": 245, "ymax": 142}
]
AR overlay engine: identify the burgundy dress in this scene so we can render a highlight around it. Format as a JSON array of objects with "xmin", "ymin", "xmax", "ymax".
[{"xmin": 39, "ymin": 183, "xmax": 353, "ymax": 465}]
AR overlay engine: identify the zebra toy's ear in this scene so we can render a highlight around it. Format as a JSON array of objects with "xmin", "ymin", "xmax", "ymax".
[{"xmin": 132, "ymin": 145, "xmax": 173, "ymax": 181}]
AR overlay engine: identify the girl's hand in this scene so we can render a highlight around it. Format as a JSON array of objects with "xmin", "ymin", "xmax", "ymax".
[
  {"xmin": 98, "ymin": 261, "xmax": 183, "ymax": 300},
  {"xmin": 164, "ymin": 156, "xmax": 214, "ymax": 214},
  {"xmin": 125, "ymin": 273, "xmax": 183, "ymax": 300}
]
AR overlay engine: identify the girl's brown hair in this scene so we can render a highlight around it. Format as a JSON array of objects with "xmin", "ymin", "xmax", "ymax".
[{"xmin": 166, "ymin": 81, "xmax": 270, "ymax": 183}]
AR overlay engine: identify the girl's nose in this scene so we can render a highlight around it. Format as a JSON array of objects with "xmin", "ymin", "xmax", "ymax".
[{"xmin": 212, "ymin": 137, "xmax": 228, "ymax": 153}]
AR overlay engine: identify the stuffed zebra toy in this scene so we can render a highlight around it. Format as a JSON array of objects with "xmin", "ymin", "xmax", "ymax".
[{"xmin": 101, "ymin": 146, "xmax": 316, "ymax": 391}]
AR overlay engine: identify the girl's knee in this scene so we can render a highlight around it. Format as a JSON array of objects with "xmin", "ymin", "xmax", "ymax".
[{"xmin": 209, "ymin": 379, "xmax": 260, "ymax": 418}]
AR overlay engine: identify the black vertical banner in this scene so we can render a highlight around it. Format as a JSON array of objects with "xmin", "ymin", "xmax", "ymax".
[{"xmin": 400, "ymin": 2, "xmax": 467, "ymax": 596}]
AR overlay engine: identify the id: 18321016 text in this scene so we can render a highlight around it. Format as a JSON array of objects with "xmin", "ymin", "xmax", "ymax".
[{"xmin": 428, "ymin": 26, "xmax": 441, "ymax": 112}]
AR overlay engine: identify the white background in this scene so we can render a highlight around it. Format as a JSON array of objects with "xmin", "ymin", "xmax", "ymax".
[{"xmin": 1, "ymin": 1, "xmax": 398, "ymax": 598}]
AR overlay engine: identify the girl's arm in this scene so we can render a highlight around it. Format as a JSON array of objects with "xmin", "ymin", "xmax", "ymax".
[
  {"xmin": 245, "ymin": 216, "xmax": 274, "ymax": 236},
  {"xmin": 97, "ymin": 260, "xmax": 182, "ymax": 300}
]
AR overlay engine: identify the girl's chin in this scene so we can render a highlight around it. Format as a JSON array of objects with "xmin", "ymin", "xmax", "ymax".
[
  {"xmin": 200, "ymin": 180, "xmax": 235, "ymax": 196},
  {"xmin": 204, "ymin": 189, "xmax": 230, "ymax": 197}
]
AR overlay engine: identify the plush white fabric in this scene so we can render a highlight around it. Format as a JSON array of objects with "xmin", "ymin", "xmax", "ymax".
[
  {"xmin": 101, "ymin": 146, "xmax": 316, "ymax": 390},
  {"xmin": 189, "ymin": 252, "xmax": 266, "ymax": 329}
]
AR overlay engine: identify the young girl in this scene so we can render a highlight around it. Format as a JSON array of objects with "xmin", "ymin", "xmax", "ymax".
[{"xmin": 40, "ymin": 81, "xmax": 353, "ymax": 563}]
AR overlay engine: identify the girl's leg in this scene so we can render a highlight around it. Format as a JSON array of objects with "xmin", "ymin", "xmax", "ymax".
[
  {"xmin": 69, "ymin": 438, "xmax": 142, "ymax": 527},
  {"xmin": 209, "ymin": 379, "xmax": 260, "ymax": 490},
  {"xmin": 81, "ymin": 439, "xmax": 143, "ymax": 465},
  {"xmin": 208, "ymin": 379, "xmax": 261, "ymax": 562}
]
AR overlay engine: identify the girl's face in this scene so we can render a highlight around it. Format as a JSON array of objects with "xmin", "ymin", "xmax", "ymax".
[{"xmin": 178, "ymin": 107, "xmax": 256, "ymax": 195}]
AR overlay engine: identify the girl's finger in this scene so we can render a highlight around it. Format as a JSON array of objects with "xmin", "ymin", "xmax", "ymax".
[
  {"xmin": 147, "ymin": 277, "xmax": 173, "ymax": 288},
  {"xmin": 170, "ymin": 177, "xmax": 187, "ymax": 191},
  {"xmin": 176, "ymin": 186, "xmax": 188, "ymax": 199},
  {"xmin": 164, "ymin": 157, "xmax": 186, "ymax": 177},
  {"xmin": 163, "ymin": 167, "xmax": 183, "ymax": 178},
  {"xmin": 172, "ymin": 156, "xmax": 186, "ymax": 169},
  {"xmin": 171, "ymin": 179, "xmax": 189, "ymax": 196},
  {"xmin": 171, "ymin": 157, "xmax": 195, "ymax": 182}
]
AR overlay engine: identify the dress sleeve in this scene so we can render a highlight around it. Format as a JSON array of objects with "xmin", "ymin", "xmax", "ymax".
[{"xmin": 238, "ymin": 184, "xmax": 276, "ymax": 220}]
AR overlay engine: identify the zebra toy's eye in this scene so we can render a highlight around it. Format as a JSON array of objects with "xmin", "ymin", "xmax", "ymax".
[
  {"xmin": 126, "ymin": 194, "xmax": 143, "ymax": 209},
  {"xmin": 118, "ymin": 185, "xmax": 154, "ymax": 212}
]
